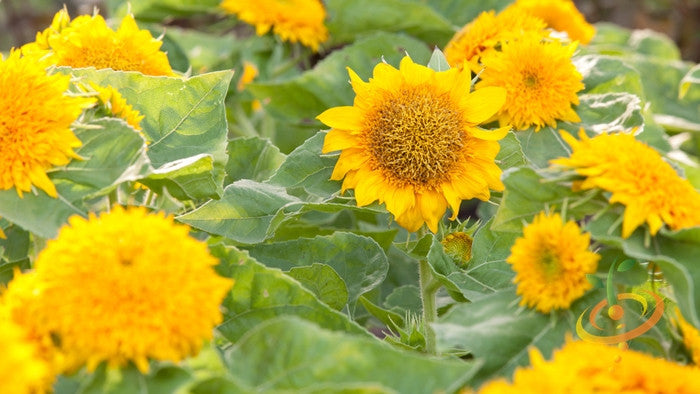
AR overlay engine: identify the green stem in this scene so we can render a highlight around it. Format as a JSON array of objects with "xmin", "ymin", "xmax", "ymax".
[{"xmin": 419, "ymin": 258, "xmax": 440, "ymax": 355}]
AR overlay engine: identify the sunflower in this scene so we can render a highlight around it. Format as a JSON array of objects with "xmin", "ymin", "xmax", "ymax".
[
  {"xmin": 317, "ymin": 56, "xmax": 508, "ymax": 232},
  {"xmin": 35, "ymin": 11, "xmax": 174, "ymax": 76},
  {"xmin": 507, "ymin": 211, "xmax": 599, "ymax": 313},
  {"xmin": 0, "ymin": 50, "xmax": 93, "ymax": 198},
  {"xmin": 507, "ymin": 0, "xmax": 596, "ymax": 44},
  {"xmin": 551, "ymin": 129, "xmax": 700, "ymax": 237},
  {"xmin": 476, "ymin": 32, "xmax": 584, "ymax": 131},
  {"xmin": 92, "ymin": 84, "xmax": 145, "ymax": 132},
  {"xmin": 14, "ymin": 206, "xmax": 233, "ymax": 373},
  {"xmin": 221, "ymin": 0, "xmax": 328, "ymax": 52},
  {"xmin": 0, "ymin": 312, "xmax": 53, "ymax": 394},
  {"xmin": 442, "ymin": 232, "xmax": 474, "ymax": 268},
  {"xmin": 478, "ymin": 339, "xmax": 700, "ymax": 393},
  {"xmin": 443, "ymin": 8, "xmax": 547, "ymax": 73},
  {"xmin": 676, "ymin": 309, "xmax": 700, "ymax": 365},
  {"xmin": 20, "ymin": 6, "xmax": 70, "ymax": 60}
]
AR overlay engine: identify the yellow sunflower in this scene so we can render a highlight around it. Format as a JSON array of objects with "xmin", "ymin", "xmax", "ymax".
[
  {"xmin": 676, "ymin": 308, "xmax": 700, "ymax": 365},
  {"xmin": 0, "ymin": 312, "xmax": 53, "ymax": 394},
  {"xmin": 92, "ymin": 84, "xmax": 145, "ymax": 132},
  {"xmin": 478, "ymin": 339, "xmax": 700, "ymax": 393},
  {"xmin": 507, "ymin": 0, "xmax": 596, "ymax": 44},
  {"xmin": 476, "ymin": 32, "xmax": 584, "ymax": 131},
  {"xmin": 38, "ymin": 11, "xmax": 174, "ymax": 76},
  {"xmin": 16, "ymin": 206, "xmax": 233, "ymax": 373},
  {"xmin": 221, "ymin": 0, "xmax": 328, "ymax": 52},
  {"xmin": 444, "ymin": 8, "xmax": 547, "ymax": 72},
  {"xmin": 317, "ymin": 56, "xmax": 509, "ymax": 233},
  {"xmin": 552, "ymin": 129, "xmax": 700, "ymax": 237},
  {"xmin": 507, "ymin": 211, "xmax": 599, "ymax": 313},
  {"xmin": 20, "ymin": 6, "xmax": 70, "ymax": 60},
  {"xmin": 0, "ymin": 50, "xmax": 93, "ymax": 198}
]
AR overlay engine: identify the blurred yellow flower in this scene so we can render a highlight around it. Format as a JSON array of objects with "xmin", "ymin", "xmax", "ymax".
[
  {"xmin": 317, "ymin": 57, "xmax": 508, "ymax": 232},
  {"xmin": 221, "ymin": 0, "xmax": 328, "ymax": 52},
  {"xmin": 507, "ymin": 211, "xmax": 599, "ymax": 313},
  {"xmin": 237, "ymin": 61, "xmax": 259, "ymax": 91},
  {"xmin": 476, "ymin": 33, "xmax": 584, "ymax": 131},
  {"xmin": 93, "ymin": 84, "xmax": 145, "ymax": 132},
  {"xmin": 676, "ymin": 308, "xmax": 700, "ymax": 365},
  {"xmin": 444, "ymin": 8, "xmax": 547, "ymax": 73},
  {"xmin": 552, "ymin": 130, "xmax": 700, "ymax": 237},
  {"xmin": 0, "ymin": 312, "xmax": 53, "ymax": 394},
  {"xmin": 507, "ymin": 0, "xmax": 596, "ymax": 44},
  {"xmin": 478, "ymin": 339, "xmax": 700, "ymax": 393},
  {"xmin": 33, "ymin": 11, "xmax": 174, "ymax": 76},
  {"xmin": 0, "ymin": 50, "xmax": 93, "ymax": 198},
  {"xmin": 20, "ymin": 206, "xmax": 233, "ymax": 373}
]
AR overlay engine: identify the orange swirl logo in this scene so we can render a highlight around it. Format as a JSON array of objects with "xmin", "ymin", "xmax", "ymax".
[{"xmin": 576, "ymin": 289, "xmax": 664, "ymax": 344}]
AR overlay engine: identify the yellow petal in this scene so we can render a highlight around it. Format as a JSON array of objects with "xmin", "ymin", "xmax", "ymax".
[
  {"xmin": 395, "ymin": 205, "xmax": 424, "ymax": 233},
  {"xmin": 468, "ymin": 125, "xmax": 510, "ymax": 141},
  {"xmin": 461, "ymin": 86, "xmax": 507, "ymax": 125},
  {"xmin": 322, "ymin": 129, "xmax": 359, "ymax": 153},
  {"xmin": 418, "ymin": 190, "xmax": 447, "ymax": 232},
  {"xmin": 441, "ymin": 183, "xmax": 462, "ymax": 220},
  {"xmin": 316, "ymin": 106, "xmax": 363, "ymax": 131}
]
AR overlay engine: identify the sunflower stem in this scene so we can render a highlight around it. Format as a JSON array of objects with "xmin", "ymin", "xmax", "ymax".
[{"xmin": 419, "ymin": 258, "xmax": 439, "ymax": 355}]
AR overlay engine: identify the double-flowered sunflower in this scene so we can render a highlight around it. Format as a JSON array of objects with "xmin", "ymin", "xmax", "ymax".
[
  {"xmin": 0, "ymin": 50, "xmax": 93, "ymax": 198},
  {"xmin": 318, "ymin": 56, "xmax": 509, "ymax": 232},
  {"xmin": 4, "ymin": 206, "xmax": 233, "ymax": 373},
  {"xmin": 506, "ymin": 0, "xmax": 596, "ymax": 44}
]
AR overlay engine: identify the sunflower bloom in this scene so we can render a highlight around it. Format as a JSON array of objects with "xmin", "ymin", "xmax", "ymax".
[
  {"xmin": 16, "ymin": 206, "xmax": 233, "ymax": 373},
  {"xmin": 41, "ymin": 12, "xmax": 174, "ymax": 76},
  {"xmin": 676, "ymin": 309, "xmax": 700, "ymax": 365},
  {"xmin": 0, "ymin": 313, "xmax": 53, "ymax": 394},
  {"xmin": 318, "ymin": 57, "xmax": 508, "ymax": 232},
  {"xmin": 507, "ymin": 211, "xmax": 599, "ymax": 313},
  {"xmin": 507, "ymin": 0, "xmax": 596, "ymax": 44},
  {"xmin": 476, "ymin": 33, "xmax": 584, "ymax": 131},
  {"xmin": 444, "ymin": 8, "xmax": 547, "ymax": 72},
  {"xmin": 478, "ymin": 339, "xmax": 700, "ymax": 393},
  {"xmin": 93, "ymin": 84, "xmax": 145, "ymax": 131},
  {"xmin": 0, "ymin": 50, "xmax": 93, "ymax": 198},
  {"xmin": 221, "ymin": 0, "xmax": 328, "ymax": 52},
  {"xmin": 20, "ymin": 6, "xmax": 70, "ymax": 60},
  {"xmin": 552, "ymin": 130, "xmax": 700, "ymax": 237}
]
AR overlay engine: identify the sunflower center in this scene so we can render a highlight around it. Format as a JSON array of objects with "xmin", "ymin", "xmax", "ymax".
[
  {"xmin": 366, "ymin": 85, "xmax": 464, "ymax": 189},
  {"xmin": 539, "ymin": 249, "xmax": 562, "ymax": 279},
  {"xmin": 524, "ymin": 73, "xmax": 538, "ymax": 87}
]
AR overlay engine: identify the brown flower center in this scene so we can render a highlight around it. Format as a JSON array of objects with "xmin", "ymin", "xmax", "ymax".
[{"xmin": 365, "ymin": 85, "xmax": 464, "ymax": 189}]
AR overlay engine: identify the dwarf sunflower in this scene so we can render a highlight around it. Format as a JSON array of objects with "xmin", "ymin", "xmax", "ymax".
[
  {"xmin": 478, "ymin": 339, "xmax": 700, "ymax": 393},
  {"xmin": 0, "ymin": 314, "xmax": 53, "ymax": 394},
  {"xmin": 552, "ymin": 130, "xmax": 700, "ymax": 237},
  {"xmin": 43, "ymin": 12, "xmax": 174, "ymax": 76},
  {"xmin": 507, "ymin": 211, "xmax": 599, "ymax": 313},
  {"xmin": 318, "ymin": 56, "xmax": 508, "ymax": 232},
  {"xmin": 444, "ymin": 8, "xmax": 547, "ymax": 72},
  {"xmin": 507, "ymin": 0, "xmax": 596, "ymax": 44},
  {"xmin": 476, "ymin": 33, "xmax": 584, "ymax": 131},
  {"xmin": 221, "ymin": 0, "xmax": 328, "ymax": 52},
  {"xmin": 93, "ymin": 84, "xmax": 145, "ymax": 132},
  {"xmin": 0, "ymin": 50, "xmax": 93, "ymax": 198},
  {"xmin": 24, "ymin": 206, "xmax": 233, "ymax": 373}
]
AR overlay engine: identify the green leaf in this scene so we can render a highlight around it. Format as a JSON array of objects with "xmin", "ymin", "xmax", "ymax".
[
  {"xmin": 404, "ymin": 0, "xmax": 512, "ymax": 26},
  {"xmin": 325, "ymin": 0, "xmax": 455, "ymax": 46},
  {"xmin": 626, "ymin": 29, "xmax": 681, "ymax": 60},
  {"xmin": 246, "ymin": 232, "xmax": 389, "ymax": 307},
  {"xmin": 617, "ymin": 258, "xmax": 638, "ymax": 272},
  {"xmin": 226, "ymin": 137, "xmax": 286, "ymax": 184},
  {"xmin": 247, "ymin": 32, "xmax": 431, "ymax": 123},
  {"xmin": 287, "ymin": 263, "xmax": 349, "ymax": 311},
  {"xmin": 427, "ymin": 47, "xmax": 450, "ymax": 71},
  {"xmin": 177, "ymin": 180, "xmax": 300, "ymax": 244},
  {"xmin": 62, "ymin": 68, "xmax": 233, "ymax": 168},
  {"xmin": 267, "ymin": 131, "xmax": 341, "ymax": 200},
  {"xmin": 0, "ymin": 118, "xmax": 150, "ymax": 238},
  {"xmin": 384, "ymin": 285, "xmax": 422, "ymax": 315},
  {"xmin": 164, "ymin": 27, "xmax": 239, "ymax": 74},
  {"xmin": 497, "ymin": 131, "xmax": 527, "ymax": 171},
  {"xmin": 107, "ymin": 0, "xmax": 220, "ymax": 21},
  {"xmin": 586, "ymin": 211, "xmax": 700, "ymax": 327},
  {"xmin": 212, "ymin": 245, "xmax": 366, "ymax": 342},
  {"xmin": 576, "ymin": 54, "xmax": 644, "ymax": 97},
  {"xmin": 139, "ymin": 154, "xmax": 222, "ymax": 200},
  {"xmin": 0, "ymin": 224, "xmax": 30, "ymax": 285},
  {"xmin": 491, "ymin": 167, "xmax": 606, "ymax": 233},
  {"xmin": 222, "ymin": 316, "xmax": 480, "ymax": 393}
]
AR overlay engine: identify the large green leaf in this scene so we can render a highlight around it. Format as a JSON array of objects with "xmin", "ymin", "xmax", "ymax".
[
  {"xmin": 325, "ymin": 0, "xmax": 454, "ymax": 46},
  {"xmin": 491, "ymin": 167, "xmax": 607, "ymax": 233},
  {"xmin": 287, "ymin": 263, "xmax": 349, "ymax": 311},
  {"xmin": 221, "ymin": 316, "xmax": 480, "ymax": 393},
  {"xmin": 0, "ymin": 224, "xmax": 30, "ymax": 285},
  {"xmin": 0, "ymin": 118, "xmax": 150, "ymax": 238},
  {"xmin": 247, "ymin": 32, "xmax": 432, "ymax": 123},
  {"xmin": 62, "ymin": 68, "xmax": 232, "ymax": 168},
  {"xmin": 163, "ymin": 27, "xmax": 239, "ymax": 74},
  {"xmin": 404, "ymin": 0, "xmax": 512, "ymax": 27},
  {"xmin": 139, "ymin": 154, "xmax": 223, "ymax": 201},
  {"xmin": 246, "ymin": 232, "xmax": 389, "ymax": 308},
  {"xmin": 226, "ymin": 136, "xmax": 286, "ymax": 184},
  {"xmin": 576, "ymin": 54, "xmax": 644, "ymax": 97},
  {"xmin": 177, "ymin": 180, "xmax": 300, "ymax": 244},
  {"xmin": 212, "ymin": 245, "xmax": 367, "ymax": 342}
]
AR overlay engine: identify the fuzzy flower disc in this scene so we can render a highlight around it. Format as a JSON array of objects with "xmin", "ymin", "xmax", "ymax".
[
  {"xmin": 0, "ymin": 50, "xmax": 93, "ymax": 198},
  {"xmin": 25, "ymin": 206, "xmax": 233, "ymax": 373},
  {"xmin": 507, "ymin": 211, "xmax": 599, "ymax": 313},
  {"xmin": 318, "ymin": 56, "xmax": 509, "ymax": 232}
]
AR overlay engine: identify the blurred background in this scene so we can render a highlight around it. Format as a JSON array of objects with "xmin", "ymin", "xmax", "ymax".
[{"xmin": 0, "ymin": 0, "xmax": 698, "ymax": 61}]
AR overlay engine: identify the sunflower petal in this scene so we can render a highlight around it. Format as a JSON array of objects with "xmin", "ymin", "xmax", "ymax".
[{"xmin": 461, "ymin": 86, "xmax": 507, "ymax": 125}]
